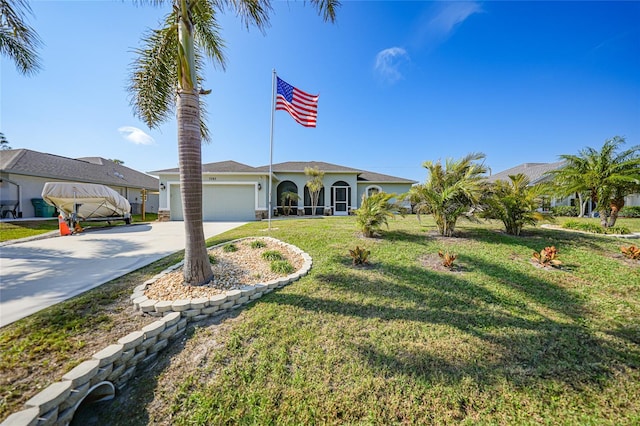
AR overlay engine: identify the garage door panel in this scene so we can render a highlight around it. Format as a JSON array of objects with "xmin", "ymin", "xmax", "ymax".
[
  {"xmin": 171, "ymin": 184, "xmax": 254, "ymax": 221},
  {"xmin": 203, "ymin": 185, "xmax": 254, "ymax": 221}
]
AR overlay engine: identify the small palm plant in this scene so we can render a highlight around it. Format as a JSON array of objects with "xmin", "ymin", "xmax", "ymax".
[
  {"xmin": 532, "ymin": 246, "xmax": 562, "ymax": 268},
  {"xmin": 355, "ymin": 192, "xmax": 399, "ymax": 238},
  {"xmin": 281, "ymin": 191, "xmax": 300, "ymax": 216},
  {"xmin": 482, "ymin": 173, "xmax": 554, "ymax": 236},
  {"xmin": 409, "ymin": 153, "xmax": 488, "ymax": 237}
]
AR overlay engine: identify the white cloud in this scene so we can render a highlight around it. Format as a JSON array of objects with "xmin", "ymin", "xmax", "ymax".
[
  {"xmin": 414, "ymin": 1, "xmax": 483, "ymax": 48},
  {"xmin": 430, "ymin": 2, "xmax": 482, "ymax": 36},
  {"xmin": 374, "ymin": 47, "xmax": 410, "ymax": 84},
  {"xmin": 118, "ymin": 126, "xmax": 155, "ymax": 145}
]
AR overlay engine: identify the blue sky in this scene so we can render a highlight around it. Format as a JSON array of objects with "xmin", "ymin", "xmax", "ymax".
[{"xmin": 1, "ymin": 1, "xmax": 639, "ymax": 183}]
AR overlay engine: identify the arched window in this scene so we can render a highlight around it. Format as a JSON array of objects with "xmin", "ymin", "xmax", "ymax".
[
  {"xmin": 276, "ymin": 181, "xmax": 299, "ymax": 215},
  {"xmin": 366, "ymin": 185, "xmax": 382, "ymax": 198}
]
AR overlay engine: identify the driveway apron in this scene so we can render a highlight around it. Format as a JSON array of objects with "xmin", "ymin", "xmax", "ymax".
[{"xmin": 0, "ymin": 221, "xmax": 245, "ymax": 327}]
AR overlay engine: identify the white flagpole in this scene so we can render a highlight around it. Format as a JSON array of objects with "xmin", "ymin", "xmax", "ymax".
[{"xmin": 268, "ymin": 69, "xmax": 277, "ymax": 231}]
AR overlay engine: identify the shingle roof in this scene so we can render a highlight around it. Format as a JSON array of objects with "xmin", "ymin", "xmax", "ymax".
[
  {"xmin": 357, "ymin": 170, "xmax": 417, "ymax": 184},
  {"xmin": 149, "ymin": 160, "xmax": 261, "ymax": 174},
  {"xmin": 254, "ymin": 161, "xmax": 362, "ymax": 173},
  {"xmin": 0, "ymin": 149, "xmax": 158, "ymax": 190},
  {"xmin": 150, "ymin": 160, "xmax": 416, "ymax": 184},
  {"xmin": 487, "ymin": 161, "xmax": 566, "ymax": 185}
]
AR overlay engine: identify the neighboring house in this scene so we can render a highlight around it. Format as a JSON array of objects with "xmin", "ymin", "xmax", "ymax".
[
  {"xmin": 487, "ymin": 161, "xmax": 640, "ymax": 213},
  {"xmin": 150, "ymin": 160, "xmax": 416, "ymax": 221},
  {"xmin": 0, "ymin": 149, "xmax": 159, "ymax": 218}
]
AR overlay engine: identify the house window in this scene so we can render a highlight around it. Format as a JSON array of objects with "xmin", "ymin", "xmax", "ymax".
[
  {"xmin": 366, "ymin": 185, "xmax": 382, "ymax": 198},
  {"xmin": 277, "ymin": 181, "xmax": 299, "ymax": 216},
  {"xmin": 304, "ymin": 186, "xmax": 325, "ymax": 215}
]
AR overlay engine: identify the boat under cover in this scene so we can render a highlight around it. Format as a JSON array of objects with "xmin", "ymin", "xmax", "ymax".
[{"xmin": 42, "ymin": 182, "xmax": 131, "ymax": 220}]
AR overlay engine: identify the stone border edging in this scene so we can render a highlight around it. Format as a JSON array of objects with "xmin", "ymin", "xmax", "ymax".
[
  {"xmin": 1, "ymin": 237, "xmax": 312, "ymax": 426},
  {"xmin": 131, "ymin": 237, "xmax": 313, "ymax": 317}
]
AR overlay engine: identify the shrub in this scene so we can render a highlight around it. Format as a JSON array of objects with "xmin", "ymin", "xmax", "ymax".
[
  {"xmin": 349, "ymin": 246, "xmax": 370, "ymax": 265},
  {"xmin": 620, "ymin": 206, "xmax": 640, "ymax": 218},
  {"xmin": 438, "ymin": 251, "xmax": 457, "ymax": 269},
  {"xmin": 223, "ymin": 243, "xmax": 238, "ymax": 253},
  {"xmin": 551, "ymin": 206, "xmax": 578, "ymax": 217},
  {"xmin": 563, "ymin": 220, "xmax": 630, "ymax": 235},
  {"xmin": 262, "ymin": 250, "xmax": 284, "ymax": 261},
  {"xmin": 532, "ymin": 246, "xmax": 562, "ymax": 268},
  {"xmin": 250, "ymin": 240, "xmax": 266, "ymax": 249},
  {"xmin": 270, "ymin": 260, "xmax": 294, "ymax": 274},
  {"xmin": 208, "ymin": 253, "xmax": 217, "ymax": 264},
  {"xmin": 621, "ymin": 245, "xmax": 640, "ymax": 260}
]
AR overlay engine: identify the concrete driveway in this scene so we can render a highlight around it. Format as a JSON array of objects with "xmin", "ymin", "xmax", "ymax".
[{"xmin": 0, "ymin": 221, "xmax": 246, "ymax": 327}]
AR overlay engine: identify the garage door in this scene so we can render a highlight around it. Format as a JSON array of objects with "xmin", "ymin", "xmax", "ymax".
[{"xmin": 170, "ymin": 184, "xmax": 255, "ymax": 221}]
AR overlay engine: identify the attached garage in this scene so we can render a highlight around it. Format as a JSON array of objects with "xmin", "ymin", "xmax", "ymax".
[{"xmin": 169, "ymin": 183, "xmax": 256, "ymax": 221}]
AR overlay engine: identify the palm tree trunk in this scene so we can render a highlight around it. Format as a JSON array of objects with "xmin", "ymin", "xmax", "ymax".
[
  {"xmin": 608, "ymin": 198, "xmax": 625, "ymax": 227},
  {"xmin": 577, "ymin": 193, "xmax": 585, "ymax": 217},
  {"xmin": 598, "ymin": 207, "xmax": 609, "ymax": 227},
  {"xmin": 177, "ymin": 89, "xmax": 212, "ymax": 286}
]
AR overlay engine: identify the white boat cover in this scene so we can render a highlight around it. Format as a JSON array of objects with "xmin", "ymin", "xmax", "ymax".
[{"xmin": 42, "ymin": 182, "xmax": 131, "ymax": 219}]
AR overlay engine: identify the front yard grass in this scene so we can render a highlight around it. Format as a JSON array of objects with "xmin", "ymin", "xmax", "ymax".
[
  {"xmin": 0, "ymin": 213, "xmax": 158, "ymax": 242},
  {"xmin": 1, "ymin": 216, "xmax": 639, "ymax": 424}
]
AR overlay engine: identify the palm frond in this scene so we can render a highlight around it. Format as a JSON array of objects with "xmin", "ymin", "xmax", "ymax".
[
  {"xmin": 309, "ymin": 0, "xmax": 340, "ymax": 23},
  {"xmin": 223, "ymin": 0, "xmax": 273, "ymax": 31},
  {"xmin": 0, "ymin": 0, "xmax": 42, "ymax": 75},
  {"xmin": 128, "ymin": 14, "xmax": 179, "ymax": 128}
]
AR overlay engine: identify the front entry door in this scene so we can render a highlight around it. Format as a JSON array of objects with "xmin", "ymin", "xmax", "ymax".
[{"xmin": 333, "ymin": 186, "xmax": 348, "ymax": 216}]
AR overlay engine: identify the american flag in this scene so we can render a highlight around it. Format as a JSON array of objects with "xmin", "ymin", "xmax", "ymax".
[{"xmin": 275, "ymin": 77, "xmax": 319, "ymax": 128}]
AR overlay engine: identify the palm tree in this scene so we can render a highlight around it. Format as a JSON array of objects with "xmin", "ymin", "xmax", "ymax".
[
  {"xmin": 0, "ymin": 132, "xmax": 11, "ymax": 150},
  {"xmin": 0, "ymin": 0, "xmax": 42, "ymax": 75},
  {"xmin": 410, "ymin": 152, "xmax": 488, "ymax": 237},
  {"xmin": 305, "ymin": 166, "xmax": 324, "ymax": 215},
  {"xmin": 280, "ymin": 190, "xmax": 300, "ymax": 216},
  {"xmin": 130, "ymin": 0, "xmax": 339, "ymax": 286},
  {"xmin": 355, "ymin": 192, "xmax": 399, "ymax": 238},
  {"xmin": 482, "ymin": 173, "xmax": 553, "ymax": 236},
  {"xmin": 547, "ymin": 136, "xmax": 640, "ymax": 227}
]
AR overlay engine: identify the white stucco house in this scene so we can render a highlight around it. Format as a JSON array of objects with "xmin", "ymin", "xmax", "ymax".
[
  {"xmin": 0, "ymin": 149, "xmax": 159, "ymax": 219},
  {"xmin": 149, "ymin": 161, "xmax": 417, "ymax": 221}
]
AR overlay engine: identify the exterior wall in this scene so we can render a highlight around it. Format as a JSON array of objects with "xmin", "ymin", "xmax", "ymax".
[
  {"xmin": 0, "ymin": 174, "xmax": 158, "ymax": 218},
  {"xmin": 1, "ymin": 174, "xmax": 52, "ymax": 217},
  {"xmin": 356, "ymin": 183, "xmax": 413, "ymax": 209},
  {"xmin": 111, "ymin": 186, "xmax": 159, "ymax": 214},
  {"xmin": 625, "ymin": 193, "xmax": 640, "ymax": 207}
]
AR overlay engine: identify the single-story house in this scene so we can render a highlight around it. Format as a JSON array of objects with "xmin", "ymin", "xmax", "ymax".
[
  {"xmin": 0, "ymin": 149, "xmax": 159, "ymax": 218},
  {"xmin": 487, "ymin": 161, "xmax": 640, "ymax": 213},
  {"xmin": 149, "ymin": 160, "xmax": 417, "ymax": 221}
]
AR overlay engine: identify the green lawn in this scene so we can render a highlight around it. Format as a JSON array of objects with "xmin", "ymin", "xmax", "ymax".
[
  {"xmin": 2, "ymin": 216, "xmax": 639, "ymax": 424},
  {"xmin": 133, "ymin": 217, "xmax": 640, "ymax": 424},
  {"xmin": 0, "ymin": 213, "xmax": 158, "ymax": 242}
]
